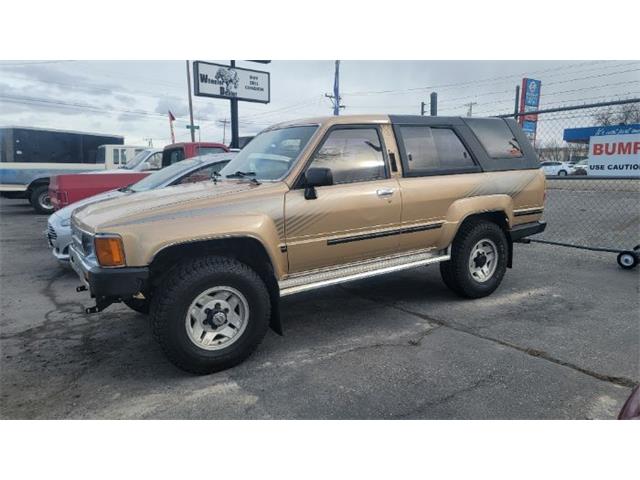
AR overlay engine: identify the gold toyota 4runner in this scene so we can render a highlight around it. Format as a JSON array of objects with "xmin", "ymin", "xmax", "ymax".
[{"xmin": 70, "ymin": 115, "xmax": 546, "ymax": 373}]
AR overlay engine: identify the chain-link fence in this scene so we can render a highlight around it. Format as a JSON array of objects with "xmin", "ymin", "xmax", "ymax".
[{"xmin": 500, "ymin": 99, "xmax": 640, "ymax": 257}]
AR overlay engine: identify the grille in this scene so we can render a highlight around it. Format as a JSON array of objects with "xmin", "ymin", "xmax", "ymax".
[{"xmin": 47, "ymin": 224, "xmax": 57, "ymax": 241}]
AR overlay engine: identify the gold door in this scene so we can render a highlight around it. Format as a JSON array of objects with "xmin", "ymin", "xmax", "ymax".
[{"xmin": 284, "ymin": 125, "xmax": 402, "ymax": 273}]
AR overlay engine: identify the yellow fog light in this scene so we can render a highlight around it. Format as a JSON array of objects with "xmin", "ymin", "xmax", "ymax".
[{"xmin": 95, "ymin": 236, "xmax": 126, "ymax": 267}]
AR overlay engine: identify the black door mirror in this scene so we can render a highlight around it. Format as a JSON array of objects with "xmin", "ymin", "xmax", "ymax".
[{"xmin": 304, "ymin": 167, "xmax": 333, "ymax": 199}]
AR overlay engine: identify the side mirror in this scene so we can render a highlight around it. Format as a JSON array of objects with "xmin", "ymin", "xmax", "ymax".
[{"xmin": 304, "ymin": 167, "xmax": 333, "ymax": 200}]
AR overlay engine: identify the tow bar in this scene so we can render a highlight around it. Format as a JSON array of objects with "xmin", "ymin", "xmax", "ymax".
[{"xmin": 76, "ymin": 285, "xmax": 114, "ymax": 314}]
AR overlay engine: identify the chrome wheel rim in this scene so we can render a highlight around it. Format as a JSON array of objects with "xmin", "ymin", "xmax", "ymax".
[
  {"xmin": 468, "ymin": 238, "xmax": 498, "ymax": 283},
  {"xmin": 185, "ymin": 286, "xmax": 249, "ymax": 351},
  {"xmin": 39, "ymin": 191, "xmax": 53, "ymax": 210},
  {"xmin": 620, "ymin": 254, "xmax": 634, "ymax": 267}
]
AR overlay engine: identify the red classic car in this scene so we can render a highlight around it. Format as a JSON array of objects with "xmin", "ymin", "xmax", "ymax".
[{"xmin": 49, "ymin": 142, "xmax": 229, "ymax": 210}]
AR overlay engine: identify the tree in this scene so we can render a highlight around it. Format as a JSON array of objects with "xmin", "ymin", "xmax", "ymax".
[
  {"xmin": 538, "ymin": 139, "xmax": 566, "ymax": 162},
  {"xmin": 215, "ymin": 68, "xmax": 239, "ymax": 97},
  {"xmin": 593, "ymin": 103, "xmax": 640, "ymax": 126}
]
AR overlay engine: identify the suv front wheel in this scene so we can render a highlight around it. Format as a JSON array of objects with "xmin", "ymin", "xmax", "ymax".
[
  {"xmin": 440, "ymin": 219, "xmax": 508, "ymax": 298},
  {"xmin": 151, "ymin": 255, "xmax": 270, "ymax": 374}
]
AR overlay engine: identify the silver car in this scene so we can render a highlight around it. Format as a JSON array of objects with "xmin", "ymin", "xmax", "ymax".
[{"xmin": 46, "ymin": 153, "xmax": 235, "ymax": 263}]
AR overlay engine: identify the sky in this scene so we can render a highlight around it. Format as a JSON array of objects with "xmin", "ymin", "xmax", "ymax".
[{"xmin": 0, "ymin": 60, "xmax": 639, "ymax": 147}]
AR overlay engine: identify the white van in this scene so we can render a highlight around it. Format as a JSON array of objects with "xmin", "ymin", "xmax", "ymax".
[{"xmin": 97, "ymin": 145, "xmax": 148, "ymax": 169}]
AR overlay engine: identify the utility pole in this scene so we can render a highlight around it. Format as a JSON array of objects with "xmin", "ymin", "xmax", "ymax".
[
  {"xmin": 217, "ymin": 118, "xmax": 229, "ymax": 144},
  {"xmin": 186, "ymin": 60, "xmax": 196, "ymax": 142},
  {"xmin": 514, "ymin": 84, "xmax": 521, "ymax": 119},
  {"xmin": 229, "ymin": 60, "xmax": 239, "ymax": 148},
  {"xmin": 465, "ymin": 101, "xmax": 478, "ymax": 117},
  {"xmin": 325, "ymin": 60, "xmax": 344, "ymax": 115}
]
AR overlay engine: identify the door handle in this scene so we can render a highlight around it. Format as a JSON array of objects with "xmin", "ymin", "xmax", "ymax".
[{"xmin": 376, "ymin": 188, "xmax": 395, "ymax": 198}]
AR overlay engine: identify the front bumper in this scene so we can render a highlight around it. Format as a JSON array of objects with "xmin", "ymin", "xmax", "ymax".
[
  {"xmin": 509, "ymin": 221, "xmax": 546, "ymax": 242},
  {"xmin": 69, "ymin": 245, "xmax": 149, "ymax": 300}
]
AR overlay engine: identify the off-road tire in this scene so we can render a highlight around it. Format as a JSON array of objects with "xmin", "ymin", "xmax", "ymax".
[
  {"xmin": 150, "ymin": 255, "xmax": 270, "ymax": 374},
  {"xmin": 124, "ymin": 297, "xmax": 151, "ymax": 314},
  {"xmin": 30, "ymin": 184, "xmax": 54, "ymax": 214},
  {"xmin": 440, "ymin": 219, "xmax": 508, "ymax": 298}
]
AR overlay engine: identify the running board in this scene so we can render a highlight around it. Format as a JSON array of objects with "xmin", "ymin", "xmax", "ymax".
[{"xmin": 279, "ymin": 249, "xmax": 450, "ymax": 297}]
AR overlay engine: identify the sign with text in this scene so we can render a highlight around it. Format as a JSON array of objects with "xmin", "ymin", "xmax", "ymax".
[
  {"xmin": 193, "ymin": 61, "xmax": 270, "ymax": 104},
  {"xmin": 587, "ymin": 133, "xmax": 640, "ymax": 177},
  {"xmin": 519, "ymin": 78, "xmax": 542, "ymax": 143}
]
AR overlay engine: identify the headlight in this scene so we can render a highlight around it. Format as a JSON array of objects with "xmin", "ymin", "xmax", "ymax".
[
  {"xmin": 94, "ymin": 235, "xmax": 126, "ymax": 267},
  {"xmin": 60, "ymin": 217, "xmax": 71, "ymax": 227},
  {"xmin": 82, "ymin": 232, "xmax": 94, "ymax": 256}
]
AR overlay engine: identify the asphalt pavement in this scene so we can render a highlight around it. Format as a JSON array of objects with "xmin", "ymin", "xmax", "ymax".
[{"xmin": 1, "ymin": 196, "xmax": 638, "ymax": 419}]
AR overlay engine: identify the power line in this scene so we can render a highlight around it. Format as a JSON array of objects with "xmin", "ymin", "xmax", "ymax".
[
  {"xmin": 447, "ymin": 79, "xmax": 640, "ymax": 113},
  {"xmin": 341, "ymin": 61, "xmax": 639, "ymax": 97}
]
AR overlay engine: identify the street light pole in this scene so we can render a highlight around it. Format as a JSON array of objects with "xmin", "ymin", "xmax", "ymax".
[
  {"xmin": 230, "ymin": 60, "xmax": 240, "ymax": 148},
  {"xmin": 186, "ymin": 60, "xmax": 196, "ymax": 142}
]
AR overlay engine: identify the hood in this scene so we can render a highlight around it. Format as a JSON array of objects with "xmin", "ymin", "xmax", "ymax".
[
  {"xmin": 73, "ymin": 180, "xmax": 285, "ymax": 232},
  {"xmin": 57, "ymin": 189, "xmax": 126, "ymax": 221}
]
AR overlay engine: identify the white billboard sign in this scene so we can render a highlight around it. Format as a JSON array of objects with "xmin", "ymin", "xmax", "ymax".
[
  {"xmin": 193, "ymin": 61, "xmax": 270, "ymax": 104},
  {"xmin": 587, "ymin": 133, "xmax": 640, "ymax": 177}
]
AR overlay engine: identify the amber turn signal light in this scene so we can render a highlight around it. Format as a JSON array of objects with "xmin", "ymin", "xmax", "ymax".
[{"xmin": 94, "ymin": 236, "xmax": 126, "ymax": 267}]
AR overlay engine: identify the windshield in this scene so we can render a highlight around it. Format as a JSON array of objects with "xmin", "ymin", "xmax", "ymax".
[
  {"xmin": 130, "ymin": 158, "xmax": 203, "ymax": 192},
  {"xmin": 123, "ymin": 149, "xmax": 153, "ymax": 170},
  {"xmin": 218, "ymin": 126, "xmax": 318, "ymax": 181}
]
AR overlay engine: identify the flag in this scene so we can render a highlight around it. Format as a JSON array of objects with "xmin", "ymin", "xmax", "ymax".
[{"xmin": 168, "ymin": 110, "xmax": 176, "ymax": 143}]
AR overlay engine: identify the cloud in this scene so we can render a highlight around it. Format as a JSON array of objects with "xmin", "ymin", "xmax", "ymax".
[
  {"xmin": 0, "ymin": 82, "xmax": 88, "ymax": 117},
  {"xmin": 154, "ymin": 96, "xmax": 189, "ymax": 118},
  {"xmin": 1, "ymin": 63, "xmax": 121, "ymax": 96},
  {"xmin": 114, "ymin": 93, "xmax": 137, "ymax": 104}
]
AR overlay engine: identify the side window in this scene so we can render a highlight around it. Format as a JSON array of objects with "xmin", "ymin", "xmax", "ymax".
[
  {"xmin": 113, "ymin": 149, "xmax": 120, "ymax": 165},
  {"xmin": 148, "ymin": 152, "xmax": 162, "ymax": 169},
  {"xmin": 466, "ymin": 118, "xmax": 523, "ymax": 159},
  {"xmin": 399, "ymin": 126, "xmax": 438, "ymax": 171},
  {"xmin": 121, "ymin": 149, "xmax": 127, "ymax": 165},
  {"xmin": 162, "ymin": 148, "xmax": 185, "ymax": 167},
  {"xmin": 398, "ymin": 126, "xmax": 475, "ymax": 175},
  {"xmin": 432, "ymin": 128, "xmax": 475, "ymax": 169},
  {"xmin": 308, "ymin": 128, "xmax": 386, "ymax": 185}
]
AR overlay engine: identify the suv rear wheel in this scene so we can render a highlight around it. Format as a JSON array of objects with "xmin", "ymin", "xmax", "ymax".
[
  {"xmin": 440, "ymin": 219, "xmax": 508, "ymax": 298},
  {"xmin": 151, "ymin": 255, "xmax": 270, "ymax": 374}
]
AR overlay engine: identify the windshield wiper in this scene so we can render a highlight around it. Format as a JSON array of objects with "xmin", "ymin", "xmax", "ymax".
[
  {"xmin": 225, "ymin": 170, "xmax": 261, "ymax": 185},
  {"xmin": 226, "ymin": 170, "xmax": 256, "ymax": 179},
  {"xmin": 118, "ymin": 184, "xmax": 134, "ymax": 192}
]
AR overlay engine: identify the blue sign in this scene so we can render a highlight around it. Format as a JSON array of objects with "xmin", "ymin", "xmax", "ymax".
[
  {"xmin": 523, "ymin": 78, "xmax": 542, "ymax": 108},
  {"xmin": 564, "ymin": 124, "xmax": 640, "ymax": 143},
  {"xmin": 522, "ymin": 120, "xmax": 537, "ymax": 135}
]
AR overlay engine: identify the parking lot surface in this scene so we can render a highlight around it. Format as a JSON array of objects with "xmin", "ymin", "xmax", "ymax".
[{"xmin": 1, "ymin": 197, "xmax": 638, "ymax": 419}]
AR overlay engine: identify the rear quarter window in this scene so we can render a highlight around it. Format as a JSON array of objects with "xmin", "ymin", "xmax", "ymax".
[{"xmin": 466, "ymin": 118, "xmax": 524, "ymax": 159}]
